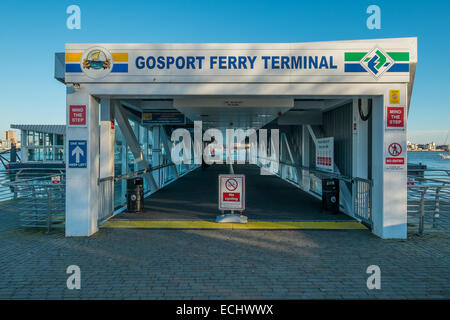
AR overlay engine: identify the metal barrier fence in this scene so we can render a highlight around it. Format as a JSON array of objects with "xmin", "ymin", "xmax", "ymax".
[
  {"xmin": 0, "ymin": 168, "xmax": 65, "ymax": 232},
  {"xmin": 98, "ymin": 162, "xmax": 199, "ymax": 223},
  {"xmin": 407, "ymin": 169, "xmax": 450, "ymax": 235},
  {"xmin": 259, "ymin": 157, "xmax": 373, "ymax": 226},
  {"xmin": 352, "ymin": 177, "xmax": 373, "ymax": 226}
]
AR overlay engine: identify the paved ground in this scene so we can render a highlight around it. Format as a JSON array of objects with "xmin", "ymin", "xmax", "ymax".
[
  {"xmin": 115, "ymin": 164, "xmax": 352, "ymax": 221},
  {"xmin": 0, "ymin": 204, "xmax": 449, "ymax": 299}
]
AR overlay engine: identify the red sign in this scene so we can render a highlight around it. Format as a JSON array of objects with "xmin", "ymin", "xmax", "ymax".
[
  {"xmin": 223, "ymin": 192, "xmax": 240, "ymax": 202},
  {"xmin": 219, "ymin": 174, "xmax": 245, "ymax": 211},
  {"xmin": 386, "ymin": 157, "xmax": 405, "ymax": 165},
  {"xmin": 386, "ymin": 107, "xmax": 404, "ymax": 128},
  {"xmin": 317, "ymin": 156, "xmax": 332, "ymax": 166},
  {"xmin": 51, "ymin": 176, "xmax": 61, "ymax": 184},
  {"xmin": 69, "ymin": 105, "xmax": 86, "ymax": 126},
  {"xmin": 385, "ymin": 142, "xmax": 405, "ymax": 167},
  {"xmin": 225, "ymin": 178, "xmax": 238, "ymax": 191},
  {"xmin": 388, "ymin": 143, "xmax": 402, "ymax": 157}
]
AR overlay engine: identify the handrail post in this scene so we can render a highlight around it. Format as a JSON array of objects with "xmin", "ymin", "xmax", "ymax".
[
  {"xmin": 46, "ymin": 187, "xmax": 51, "ymax": 234},
  {"xmin": 433, "ymin": 187, "xmax": 441, "ymax": 229},
  {"xmin": 419, "ymin": 188, "xmax": 427, "ymax": 236}
]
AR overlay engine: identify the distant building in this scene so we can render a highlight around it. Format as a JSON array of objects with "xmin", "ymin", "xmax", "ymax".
[
  {"xmin": 2, "ymin": 130, "xmax": 19, "ymax": 149},
  {"xmin": 438, "ymin": 144, "xmax": 450, "ymax": 152},
  {"xmin": 10, "ymin": 125, "xmax": 65, "ymax": 163},
  {"xmin": 407, "ymin": 141, "xmax": 418, "ymax": 151},
  {"xmin": 425, "ymin": 142, "xmax": 437, "ymax": 151}
]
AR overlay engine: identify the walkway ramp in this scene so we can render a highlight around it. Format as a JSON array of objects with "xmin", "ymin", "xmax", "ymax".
[{"xmin": 107, "ymin": 164, "xmax": 365, "ymax": 230}]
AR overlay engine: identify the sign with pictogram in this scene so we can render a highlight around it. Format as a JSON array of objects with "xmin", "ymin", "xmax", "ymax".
[
  {"xmin": 316, "ymin": 137, "xmax": 334, "ymax": 172},
  {"xmin": 51, "ymin": 176, "xmax": 61, "ymax": 184},
  {"xmin": 219, "ymin": 174, "xmax": 245, "ymax": 211},
  {"xmin": 389, "ymin": 90, "xmax": 400, "ymax": 104},
  {"xmin": 385, "ymin": 141, "xmax": 405, "ymax": 169},
  {"xmin": 69, "ymin": 105, "xmax": 87, "ymax": 126},
  {"xmin": 68, "ymin": 140, "xmax": 87, "ymax": 168},
  {"xmin": 386, "ymin": 106, "xmax": 405, "ymax": 129}
]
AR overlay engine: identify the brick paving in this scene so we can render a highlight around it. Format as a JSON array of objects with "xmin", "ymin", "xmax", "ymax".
[{"xmin": 0, "ymin": 206, "xmax": 449, "ymax": 299}]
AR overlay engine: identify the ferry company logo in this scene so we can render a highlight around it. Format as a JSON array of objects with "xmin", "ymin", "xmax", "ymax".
[
  {"xmin": 344, "ymin": 48, "xmax": 409, "ymax": 78},
  {"xmin": 82, "ymin": 49, "xmax": 111, "ymax": 70},
  {"xmin": 65, "ymin": 47, "xmax": 128, "ymax": 78}
]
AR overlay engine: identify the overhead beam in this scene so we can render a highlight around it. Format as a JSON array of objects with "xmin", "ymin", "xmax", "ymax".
[{"xmin": 113, "ymin": 100, "xmax": 158, "ymax": 191}]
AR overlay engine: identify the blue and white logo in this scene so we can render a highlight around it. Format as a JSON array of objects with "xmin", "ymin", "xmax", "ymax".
[{"xmin": 68, "ymin": 140, "xmax": 87, "ymax": 168}]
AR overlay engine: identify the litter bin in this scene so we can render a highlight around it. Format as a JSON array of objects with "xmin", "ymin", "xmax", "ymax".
[
  {"xmin": 322, "ymin": 178, "xmax": 340, "ymax": 214},
  {"xmin": 127, "ymin": 177, "xmax": 144, "ymax": 213}
]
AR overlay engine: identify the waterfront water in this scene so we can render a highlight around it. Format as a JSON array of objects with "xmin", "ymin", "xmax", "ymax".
[
  {"xmin": 1, "ymin": 150, "xmax": 449, "ymax": 171},
  {"xmin": 408, "ymin": 151, "xmax": 450, "ymax": 171}
]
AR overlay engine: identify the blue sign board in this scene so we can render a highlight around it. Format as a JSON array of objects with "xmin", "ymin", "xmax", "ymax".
[{"xmin": 68, "ymin": 140, "xmax": 87, "ymax": 168}]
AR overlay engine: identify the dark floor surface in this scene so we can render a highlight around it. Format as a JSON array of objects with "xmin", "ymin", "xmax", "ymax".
[{"xmin": 115, "ymin": 164, "xmax": 353, "ymax": 221}]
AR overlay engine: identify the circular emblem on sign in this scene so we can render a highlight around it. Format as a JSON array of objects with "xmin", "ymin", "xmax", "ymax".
[
  {"xmin": 388, "ymin": 143, "xmax": 402, "ymax": 157},
  {"xmin": 81, "ymin": 47, "xmax": 113, "ymax": 79},
  {"xmin": 225, "ymin": 178, "xmax": 238, "ymax": 191}
]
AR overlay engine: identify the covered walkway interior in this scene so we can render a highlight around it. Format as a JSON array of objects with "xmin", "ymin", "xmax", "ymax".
[{"xmin": 113, "ymin": 164, "xmax": 354, "ymax": 222}]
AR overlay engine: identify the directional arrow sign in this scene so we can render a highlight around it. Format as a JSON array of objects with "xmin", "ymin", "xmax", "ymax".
[
  {"xmin": 72, "ymin": 146, "xmax": 84, "ymax": 163},
  {"xmin": 68, "ymin": 140, "xmax": 87, "ymax": 168}
]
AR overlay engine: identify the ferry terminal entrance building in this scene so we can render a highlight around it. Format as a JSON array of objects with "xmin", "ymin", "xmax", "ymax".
[{"xmin": 55, "ymin": 37, "xmax": 417, "ymax": 239}]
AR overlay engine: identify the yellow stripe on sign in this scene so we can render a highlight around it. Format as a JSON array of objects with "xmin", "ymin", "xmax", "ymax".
[
  {"xmin": 112, "ymin": 53, "xmax": 128, "ymax": 62},
  {"xmin": 65, "ymin": 52, "xmax": 82, "ymax": 62},
  {"xmin": 101, "ymin": 220, "xmax": 368, "ymax": 230}
]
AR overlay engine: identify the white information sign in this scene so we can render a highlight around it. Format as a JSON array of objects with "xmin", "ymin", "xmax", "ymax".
[
  {"xmin": 316, "ymin": 137, "xmax": 334, "ymax": 172},
  {"xmin": 218, "ymin": 174, "xmax": 245, "ymax": 211},
  {"xmin": 384, "ymin": 140, "xmax": 406, "ymax": 170}
]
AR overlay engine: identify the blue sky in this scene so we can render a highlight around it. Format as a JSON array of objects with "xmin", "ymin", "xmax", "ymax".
[{"xmin": 0, "ymin": 0, "xmax": 448, "ymax": 144}]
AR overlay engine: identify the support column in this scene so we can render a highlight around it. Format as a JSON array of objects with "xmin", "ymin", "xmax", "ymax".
[
  {"xmin": 65, "ymin": 86, "xmax": 99, "ymax": 236},
  {"xmin": 371, "ymin": 87, "xmax": 407, "ymax": 239},
  {"xmin": 352, "ymin": 98, "xmax": 369, "ymax": 179},
  {"xmin": 99, "ymin": 98, "xmax": 115, "ymax": 219},
  {"xmin": 301, "ymin": 125, "xmax": 310, "ymax": 191},
  {"xmin": 152, "ymin": 126, "xmax": 161, "ymax": 188}
]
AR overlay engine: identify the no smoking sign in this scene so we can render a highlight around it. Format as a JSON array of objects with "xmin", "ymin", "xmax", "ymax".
[{"xmin": 219, "ymin": 174, "xmax": 245, "ymax": 211}]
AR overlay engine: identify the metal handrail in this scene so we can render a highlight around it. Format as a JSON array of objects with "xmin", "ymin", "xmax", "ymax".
[
  {"xmin": 98, "ymin": 162, "xmax": 176, "ymax": 183},
  {"xmin": 407, "ymin": 170, "xmax": 450, "ymax": 235}
]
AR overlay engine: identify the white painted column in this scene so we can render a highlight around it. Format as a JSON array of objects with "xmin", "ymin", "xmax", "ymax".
[
  {"xmin": 352, "ymin": 98, "xmax": 369, "ymax": 179},
  {"xmin": 65, "ymin": 86, "xmax": 99, "ymax": 236},
  {"xmin": 152, "ymin": 126, "xmax": 160, "ymax": 188},
  {"xmin": 99, "ymin": 98, "xmax": 115, "ymax": 218},
  {"xmin": 301, "ymin": 125, "xmax": 310, "ymax": 191},
  {"xmin": 371, "ymin": 87, "xmax": 408, "ymax": 239}
]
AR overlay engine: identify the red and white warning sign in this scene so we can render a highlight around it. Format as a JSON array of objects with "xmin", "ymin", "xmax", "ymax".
[
  {"xmin": 385, "ymin": 141, "xmax": 406, "ymax": 169},
  {"xmin": 386, "ymin": 106, "xmax": 405, "ymax": 129},
  {"xmin": 219, "ymin": 174, "xmax": 245, "ymax": 211},
  {"xmin": 316, "ymin": 137, "xmax": 334, "ymax": 173},
  {"xmin": 51, "ymin": 176, "xmax": 61, "ymax": 184},
  {"xmin": 69, "ymin": 105, "xmax": 86, "ymax": 126}
]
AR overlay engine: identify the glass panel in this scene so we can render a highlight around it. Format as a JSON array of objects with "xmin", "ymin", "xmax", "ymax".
[
  {"xmin": 45, "ymin": 133, "xmax": 54, "ymax": 146},
  {"xmin": 56, "ymin": 134, "xmax": 64, "ymax": 146},
  {"xmin": 38, "ymin": 133, "xmax": 44, "ymax": 146},
  {"xmin": 36, "ymin": 148, "xmax": 43, "ymax": 161},
  {"xmin": 27, "ymin": 149, "xmax": 35, "ymax": 161},
  {"xmin": 45, "ymin": 147, "xmax": 53, "ymax": 160},
  {"xmin": 26, "ymin": 131, "xmax": 33, "ymax": 146},
  {"xmin": 33, "ymin": 132, "xmax": 39, "ymax": 146},
  {"xmin": 55, "ymin": 148, "xmax": 64, "ymax": 161},
  {"xmin": 114, "ymin": 122, "xmax": 126, "ymax": 207}
]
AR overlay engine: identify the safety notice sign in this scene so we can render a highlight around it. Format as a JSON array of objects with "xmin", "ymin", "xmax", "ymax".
[
  {"xmin": 219, "ymin": 174, "xmax": 245, "ymax": 211},
  {"xmin": 386, "ymin": 106, "xmax": 405, "ymax": 130},
  {"xmin": 385, "ymin": 141, "xmax": 406, "ymax": 170},
  {"xmin": 68, "ymin": 140, "xmax": 87, "ymax": 168},
  {"xmin": 69, "ymin": 105, "xmax": 87, "ymax": 126},
  {"xmin": 316, "ymin": 137, "xmax": 334, "ymax": 172}
]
